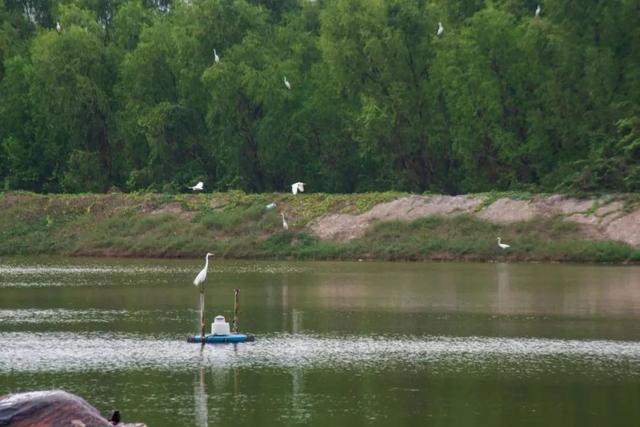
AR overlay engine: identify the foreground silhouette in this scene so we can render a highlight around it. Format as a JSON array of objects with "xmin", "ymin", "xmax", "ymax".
[{"xmin": 0, "ymin": 390, "xmax": 145, "ymax": 426}]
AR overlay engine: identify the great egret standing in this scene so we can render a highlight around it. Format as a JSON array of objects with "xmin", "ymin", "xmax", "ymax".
[
  {"xmin": 281, "ymin": 213, "xmax": 289, "ymax": 230},
  {"xmin": 535, "ymin": 5, "xmax": 541, "ymax": 17},
  {"xmin": 56, "ymin": 22, "xmax": 62, "ymax": 33},
  {"xmin": 497, "ymin": 237, "xmax": 511, "ymax": 249},
  {"xmin": 213, "ymin": 48, "xmax": 220, "ymax": 64},
  {"xmin": 194, "ymin": 252, "xmax": 214, "ymax": 286},
  {"xmin": 284, "ymin": 76, "xmax": 291, "ymax": 90},
  {"xmin": 189, "ymin": 181, "xmax": 204, "ymax": 191},
  {"xmin": 437, "ymin": 22, "xmax": 444, "ymax": 36},
  {"xmin": 291, "ymin": 182, "xmax": 305, "ymax": 194},
  {"xmin": 194, "ymin": 252, "xmax": 214, "ymax": 342}
]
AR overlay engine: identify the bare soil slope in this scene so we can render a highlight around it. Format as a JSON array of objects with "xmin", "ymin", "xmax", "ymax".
[{"xmin": 309, "ymin": 194, "xmax": 640, "ymax": 248}]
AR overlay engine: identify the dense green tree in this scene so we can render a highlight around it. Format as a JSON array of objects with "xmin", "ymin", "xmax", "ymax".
[{"xmin": 0, "ymin": 0, "xmax": 638, "ymax": 193}]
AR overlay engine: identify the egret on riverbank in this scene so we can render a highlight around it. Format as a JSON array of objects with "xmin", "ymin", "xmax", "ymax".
[
  {"xmin": 291, "ymin": 182, "xmax": 305, "ymax": 194},
  {"xmin": 284, "ymin": 76, "xmax": 291, "ymax": 90},
  {"xmin": 281, "ymin": 213, "xmax": 289, "ymax": 230},
  {"xmin": 535, "ymin": 5, "xmax": 541, "ymax": 17},
  {"xmin": 56, "ymin": 22, "xmax": 62, "ymax": 33},
  {"xmin": 437, "ymin": 22, "xmax": 444, "ymax": 36},
  {"xmin": 189, "ymin": 181, "xmax": 204, "ymax": 191},
  {"xmin": 213, "ymin": 49, "xmax": 220, "ymax": 64},
  {"xmin": 497, "ymin": 237, "xmax": 511, "ymax": 249}
]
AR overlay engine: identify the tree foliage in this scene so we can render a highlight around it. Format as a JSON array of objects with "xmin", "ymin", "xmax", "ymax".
[{"xmin": 1, "ymin": 0, "xmax": 639, "ymax": 193}]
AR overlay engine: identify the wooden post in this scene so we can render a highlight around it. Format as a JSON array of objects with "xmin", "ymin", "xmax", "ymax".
[
  {"xmin": 233, "ymin": 288, "xmax": 239, "ymax": 333},
  {"xmin": 200, "ymin": 285, "xmax": 205, "ymax": 344}
]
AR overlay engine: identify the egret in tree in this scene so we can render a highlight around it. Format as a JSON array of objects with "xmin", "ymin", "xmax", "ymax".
[
  {"xmin": 291, "ymin": 182, "xmax": 305, "ymax": 194},
  {"xmin": 213, "ymin": 48, "xmax": 220, "ymax": 64},
  {"xmin": 56, "ymin": 22, "xmax": 62, "ymax": 33},
  {"xmin": 497, "ymin": 237, "xmax": 511, "ymax": 249},
  {"xmin": 193, "ymin": 252, "xmax": 214, "ymax": 342},
  {"xmin": 535, "ymin": 5, "xmax": 541, "ymax": 17},
  {"xmin": 437, "ymin": 22, "xmax": 444, "ymax": 36},
  {"xmin": 188, "ymin": 181, "xmax": 204, "ymax": 191},
  {"xmin": 281, "ymin": 213, "xmax": 289, "ymax": 230},
  {"xmin": 284, "ymin": 76, "xmax": 291, "ymax": 90}
]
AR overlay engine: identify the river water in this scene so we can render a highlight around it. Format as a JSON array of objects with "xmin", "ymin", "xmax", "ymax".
[{"xmin": 1, "ymin": 257, "xmax": 640, "ymax": 426}]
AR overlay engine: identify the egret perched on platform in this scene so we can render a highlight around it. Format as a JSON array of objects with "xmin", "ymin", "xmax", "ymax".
[
  {"xmin": 194, "ymin": 252, "xmax": 214, "ymax": 286},
  {"xmin": 281, "ymin": 213, "xmax": 289, "ymax": 230},
  {"xmin": 213, "ymin": 48, "xmax": 220, "ymax": 64},
  {"xmin": 194, "ymin": 252, "xmax": 213, "ymax": 342},
  {"xmin": 535, "ymin": 5, "xmax": 541, "ymax": 17},
  {"xmin": 437, "ymin": 22, "xmax": 444, "ymax": 36},
  {"xmin": 284, "ymin": 76, "xmax": 291, "ymax": 90},
  {"xmin": 189, "ymin": 181, "xmax": 204, "ymax": 191},
  {"xmin": 291, "ymin": 182, "xmax": 305, "ymax": 194},
  {"xmin": 497, "ymin": 237, "xmax": 511, "ymax": 249}
]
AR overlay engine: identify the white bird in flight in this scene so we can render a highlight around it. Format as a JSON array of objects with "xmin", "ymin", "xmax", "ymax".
[
  {"xmin": 535, "ymin": 5, "xmax": 541, "ymax": 17},
  {"xmin": 193, "ymin": 252, "xmax": 214, "ymax": 286},
  {"xmin": 56, "ymin": 22, "xmax": 62, "ymax": 33},
  {"xmin": 284, "ymin": 76, "xmax": 291, "ymax": 90},
  {"xmin": 291, "ymin": 182, "xmax": 305, "ymax": 195},
  {"xmin": 213, "ymin": 48, "xmax": 220, "ymax": 64},
  {"xmin": 437, "ymin": 22, "xmax": 444, "ymax": 36},
  {"xmin": 188, "ymin": 181, "xmax": 204, "ymax": 191},
  {"xmin": 497, "ymin": 237, "xmax": 511, "ymax": 249},
  {"xmin": 281, "ymin": 213, "xmax": 289, "ymax": 230}
]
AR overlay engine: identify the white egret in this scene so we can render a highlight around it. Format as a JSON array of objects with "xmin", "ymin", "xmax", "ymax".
[
  {"xmin": 193, "ymin": 252, "xmax": 214, "ymax": 286},
  {"xmin": 284, "ymin": 76, "xmax": 291, "ymax": 90},
  {"xmin": 281, "ymin": 213, "xmax": 289, "ymax": 230},
  {"xmin": 56, "ymin": 22, "xmax": 62, "ymax": 33},
  {"xmin": 266, "ymin": 202, "xmax": 277, "ymax": 209},
  {"xmin": 497, "ymin": 237, "xmax": 511, "ymax": 249},
  {"xmin": 535, "ymin": 5, "xmax": 541, "ymax": 17},
  {"xmin": 193, "ymin": 252, "xmax": 213, "ymax": 342},
  {"xmin": 291, "ymin": 182, "xmax": 305, "ymax": 194},
  {"xmin": 437, "ymin": 22, "xmax": 444, "ymax": 36},
  {"xmin": 188, "ymin": 181, "xmax": 204, "ymax": 191},
  {"xmin": 213, "ymin": 48, "xmax": 220, "ymax": 64}
]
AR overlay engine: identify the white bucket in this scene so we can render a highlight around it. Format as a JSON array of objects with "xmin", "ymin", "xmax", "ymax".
[{"xmin": 211, "ymin": 315, "xmax": 230, "ymax": 336}]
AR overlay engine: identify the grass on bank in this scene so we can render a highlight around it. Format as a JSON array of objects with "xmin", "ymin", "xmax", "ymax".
[{"xmin": 0, "ymin": 191, "xmax": 638, "ymax": 263}]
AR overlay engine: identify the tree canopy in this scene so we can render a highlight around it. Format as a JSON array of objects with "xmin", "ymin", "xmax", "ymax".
[{"xmin": 1, "ymin": 0, "xmax": 638, "ymax": 193}]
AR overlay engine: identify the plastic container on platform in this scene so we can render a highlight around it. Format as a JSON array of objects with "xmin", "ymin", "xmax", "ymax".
[{"xmin": 211, "ymin": 315, "xmax": 230, "ymax": 335}]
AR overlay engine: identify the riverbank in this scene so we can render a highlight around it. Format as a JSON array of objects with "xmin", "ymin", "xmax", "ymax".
[{"xmin": 1, "ymin": 191, "xmax": 639, "ymax": 263}]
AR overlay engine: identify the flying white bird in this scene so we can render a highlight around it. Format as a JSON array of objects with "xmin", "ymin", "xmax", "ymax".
[
  {"xmin": 213, "ymin": 48, "xmax": 220, "ymax": 64},
  {"xmin": 56, "ymin": 22, "xmax": 62, "ymax": 33},
  {"xmin": 291, "ymin": 182, "xmax": 305, "ymax": 195},
  {"xmin": 193, "ymin": 252, "xmax": 214, "ymax": 286},
  {"xmin": 497, "ymin": 237, "xmax": 511, "ymax": 249},
  {"xmin": 437, "ymin": 22, "xmax": 444, "ymax": 36},
  {"xmin": 535, "ymin": 5, "xmax": 541, "ymax": 17},
  {"xmin": 281, "ymin": 213, "xmax": 289, "ymax": 230},
  {"xmin": 188, "ymin": 181, "xmax": 204, "ymax": 191},
  {"xmin": 284, "ymin": 76, "xmax": 291, "ymax": 90}
]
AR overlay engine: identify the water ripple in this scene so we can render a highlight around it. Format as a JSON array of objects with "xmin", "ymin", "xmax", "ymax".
[{"xmin": 0, "ymin": 332, "xmax": 638, "ymax": 378}]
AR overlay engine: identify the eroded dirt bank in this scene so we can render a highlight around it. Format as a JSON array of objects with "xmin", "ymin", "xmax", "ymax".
[{"xmin": 310, "ymin": 194, "xmax": 640, "ymax": 248}]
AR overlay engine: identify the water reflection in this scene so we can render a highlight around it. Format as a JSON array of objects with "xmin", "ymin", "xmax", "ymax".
[{"xmin": 194, "ymin": 364, "xmax": 208, "ymax": 427}]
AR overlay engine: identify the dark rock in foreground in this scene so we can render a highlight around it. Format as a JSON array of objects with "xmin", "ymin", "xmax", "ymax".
[{"xmin": 0, "ymin": 390, "xmax": 145, "ymax": 427}]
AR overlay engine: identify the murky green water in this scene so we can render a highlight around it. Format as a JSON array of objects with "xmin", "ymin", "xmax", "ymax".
[{"xmin": 1, "ymin": 257, "xmax": 640, "ymax": 426}]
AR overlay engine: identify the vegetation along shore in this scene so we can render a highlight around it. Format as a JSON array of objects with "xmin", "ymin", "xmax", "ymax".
[{"xmin": 1, "ymin": 191, "xmax": 639, "ymax": 263}]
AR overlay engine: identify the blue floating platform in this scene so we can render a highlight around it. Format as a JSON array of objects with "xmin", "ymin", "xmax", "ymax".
[{"xmin": 187, "ymin": 334, "xmax": 255, "ymax": 344}]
